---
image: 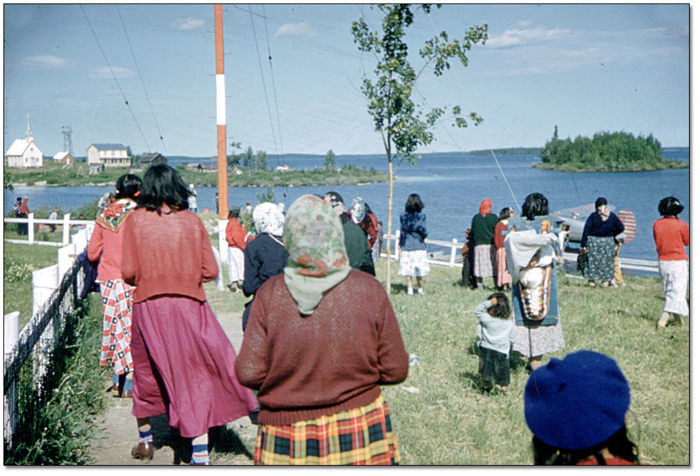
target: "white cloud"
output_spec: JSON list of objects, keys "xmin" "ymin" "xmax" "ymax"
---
[
  {"xmin": 174, "ymin": 18, "xmax": 206, "ymax": 31},
  {"xmin": 516, "ymin": 20, "xmax": 533, "ymax": 28},
  {"xmin": 90, "ymin": 67, "xmax": 135, "ymax": 79},
  {"xmin": 274, "ymin": 22, "xmax": 318, "ymax": 38},
  {"xmin": 486, "ymin": 26, "xmax": 571, "ymax": 49},
  {"xmin": 18, "ymin": 55, "xmax": 75, "ymax": 70}
]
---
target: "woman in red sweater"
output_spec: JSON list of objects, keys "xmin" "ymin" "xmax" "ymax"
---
[
  {"xmin": 87, "ymin": 174, "xmax": 141, "ymax": 398},
  {"xmin": 121, "ymin": 165, "xmax": 257, "ymax": 465},
  {"xmin": 653, "ymin": 196, "xmax": 689, "ymax": 329},
  {"xmin": 235, "ymin": 194, "xmax": 409, "ymax": 465},
  {"xmin": 225, "ymin": 206, "xmax": 250, "ymax": 293}
]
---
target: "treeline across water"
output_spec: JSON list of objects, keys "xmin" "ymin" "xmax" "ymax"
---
[{"xmin": 537, "ymin": 130, "xmax": 688, "ymax": 172}]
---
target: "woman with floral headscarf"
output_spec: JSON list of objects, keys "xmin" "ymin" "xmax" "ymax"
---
[
  {"xmin": 470, "ymin": 198, "xmax": 499, "ymax": 290},
  {"xmin": 349, "ymin": 196, "xmax": 379, "ymax": 252},
  {"xmin": 235, "ymin": 194, "xmax": 408, "ymax": 465},
  {"xmin": 581, "ymin": 197, "xmax": 625, "ymax": 287},
  {"xmin": 241, "ymin": 202, "xmax": 288, "ymax": 331}
]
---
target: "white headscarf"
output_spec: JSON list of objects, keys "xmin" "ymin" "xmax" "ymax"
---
[
  {"xmin": 253, "ymin": 202, "xmax": 285, "ymax": 236},
  {"xmin": 350, "ymin": 197, "xmax": 366, "ymax": 224}
]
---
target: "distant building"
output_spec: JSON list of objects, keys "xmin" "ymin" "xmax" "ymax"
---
[
  {"xmin": 139, "ymin": 153, "xmax": 168, "ymax": 168},
  {"xmin": 53, "ymin": 151, "xmax": 75, "ymax": 165},
  {"xmin": 87, "ymin": 143, "xmax": 131, "ymax": 168},
  {"xmin": 4, "ymin": 117, "xmax": 44, "ymax": 168}
]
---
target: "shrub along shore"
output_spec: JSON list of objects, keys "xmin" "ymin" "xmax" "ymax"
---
[{"xmin": 3, "ymin": 241, "xmax": 688, "ymax": 465}]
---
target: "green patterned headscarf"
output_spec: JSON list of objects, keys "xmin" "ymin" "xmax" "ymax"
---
[{"xmin": 283, "ymin": 194, "xmax": 351, "ymax": 315}]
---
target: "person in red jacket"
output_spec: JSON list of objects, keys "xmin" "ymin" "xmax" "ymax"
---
[
  {"xmin": 235, "ymin": 194, "xmax": 408, "ymax": 465},
  {"xmin": 122, "ymin": 165, "xmax": 257, "ymax": 465},
  {"xmin": 653, "ymin": 196, "xmax": 689, "ymax": 329},
  {"xmin": 225, "ymin": 206, "xmax": 251, "ymax": 293},
  {"xmin": 87, "ymin": 174, "xmax": 141, "ymax": 398}
]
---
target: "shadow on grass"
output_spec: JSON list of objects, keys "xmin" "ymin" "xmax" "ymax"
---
[{"xmin": 149, "ymin": 416, "xmax": 252, "ymax": 465}]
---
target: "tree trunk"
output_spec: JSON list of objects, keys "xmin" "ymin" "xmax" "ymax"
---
[{"xmin": 385, "ymin": 155, "xmax": 394, "ymax": 293}]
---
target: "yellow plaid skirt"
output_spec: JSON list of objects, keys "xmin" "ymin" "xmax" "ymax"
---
[{"xmin": 254, "ymin": 393, "xmax": 400, "ymax": 465}]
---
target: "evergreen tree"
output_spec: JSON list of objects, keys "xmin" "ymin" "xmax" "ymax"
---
[{"xmin": 324, "ymin": 149, "xmax": 337, "ymax": 170}]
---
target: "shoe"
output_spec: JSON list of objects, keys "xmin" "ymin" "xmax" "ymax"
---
[
  {"xmin": 621, "ymin": 282, "xmax": 627, "ymax": 287},
  {"xmin": 131, "ymin": 441, "xmax": 154, "ymax": 463},
  {"xmin": 416, "ymin": 289, "xmax": 424, "ymax": 296},
  {"xmin": 121, "ymin": 390, "xmax": 133, "ymax": 399},
  {"xmin": 656, "ymin": 320, "xmax": 667, "ymax": 330},
  {"xmin": 407, "ymin": 289, "xmax": 414, "ymax": 296},
  {"xmin": 588, "ymin": 281, "xmax": 596, "ymax": 287},
  {"xmin": 611, "ymin": 281, "xmax": 618, "ymax": 288}
]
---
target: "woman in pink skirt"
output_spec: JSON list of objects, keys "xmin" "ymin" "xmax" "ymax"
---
[
  {"xmin": 494, "ymin": 207, "xmax": 514, "ymax": 291},
  {"xmin": 122, "ymin": 165, "xmax": 258, "ymax": 465}
]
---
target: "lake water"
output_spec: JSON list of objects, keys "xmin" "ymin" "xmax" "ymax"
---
[{"xmin": 5, "ymin": 150, "xmax": 689, "ymax": 261}]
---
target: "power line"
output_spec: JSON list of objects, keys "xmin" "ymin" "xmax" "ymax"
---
[
  {"xmin": 117, "ymin": 5, "xmax": 167, "ymax": 155},
  {"xmin": 80, "ymin": 5, "xmax": 151, "ymax": 152},
  {"xmin": 262, "ymin": 4, "xmax": 286, "ymax": 166},
  {"xmin": 248, "ymin": 6, "xmax": 280, "ymax": 163}
]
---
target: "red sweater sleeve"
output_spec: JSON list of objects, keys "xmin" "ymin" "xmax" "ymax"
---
[
  {"xmin": 376, "ymin": 291, "xmax": 409, "ymax": 384},
  {"xmin": 200, "ymin": 220, "xmax": 219, "ymax": 282},
  {"xmin": 225, "ymin": 218, "xmax": 248, "ymax": 249},
  {"xmin": 87, "ymin": 225, "xmax": 104, "ymax": 262},
  {"xmin": 121, "ymin": 213, "xmax": 138, "ymax": 286}
]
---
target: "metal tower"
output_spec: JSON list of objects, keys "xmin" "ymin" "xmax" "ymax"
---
[{"xmin": 62, "ymin": 125, "xmax": 74, "ymax": 157}]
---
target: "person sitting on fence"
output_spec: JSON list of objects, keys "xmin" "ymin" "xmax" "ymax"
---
[
  {"xmin": 122, "ymin": 164, "xmax": 258, "ymax": 465},
  {"xmin": 87, "ymin": 174, "xmax": 142, "ymax": 399}
]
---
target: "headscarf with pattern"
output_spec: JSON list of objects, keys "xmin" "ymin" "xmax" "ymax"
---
[
  {"xmin": 253, "ymin": 202, "xmax": 285, "ymax": 236},
  {"xmin": 350, "ymin": 197, "xmax": 366, "ymax": 224},
  {"xmin": 283, "ymin": 195, "xmax": 351, "ymax": 316}
]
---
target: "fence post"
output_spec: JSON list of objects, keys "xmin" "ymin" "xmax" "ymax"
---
[
  {"xmin": 58, "ymin": 243, "xmax": 77, "ymax": 283},
  {"xmin": 450, "ymin": 238, "xmax": 458, "ymax": 267},
  {"xmin": 394, "ymin": 230, "xmax": 400, "ymax": 261},
  {"xmin": 4, "ymin": 311, "xmax": 20, "ymax": 449},
  {"xmin": 33, "ymin": 265, "xmax": 59, "ymax": 388},
  {"xmin": 27, "ymin": 213, "xmax": 35, "ymax": 244},
  {"xmin": 62, "ymin": 213, "xmax": 71, "ymax": 246}
]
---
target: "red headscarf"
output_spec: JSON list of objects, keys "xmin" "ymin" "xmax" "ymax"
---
[{"xmin": 479, "ymin": 198, "xmax": 492, "ymax": 217}]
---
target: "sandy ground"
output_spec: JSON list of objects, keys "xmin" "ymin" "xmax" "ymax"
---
[{"xmin": 88, "ymin": 284, "xmax": 258, "ymax": 466}]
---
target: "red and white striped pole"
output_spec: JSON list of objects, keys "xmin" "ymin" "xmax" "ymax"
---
[{"xmin": 215, "ymin": 4, "xmax": 228, "ymax": 220}]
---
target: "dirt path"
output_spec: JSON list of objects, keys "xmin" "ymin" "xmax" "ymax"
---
[{"xmin": 89, "ymin": 284, "xmax": 257, "ymax": 466}]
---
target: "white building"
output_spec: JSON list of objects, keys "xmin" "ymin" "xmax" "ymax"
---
[
  {"xmin": 87, "ymin": 143, "xmax": 131, "ymax": 168},
  {"xmin": 4, "ymin": 117, "xmax": 44, "ymax": 168},
  {"xmin": 52, "ymin": 151, "xmax": 74, "ymax": 165}
]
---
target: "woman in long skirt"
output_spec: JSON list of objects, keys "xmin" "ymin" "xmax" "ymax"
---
[
  {"xmin": 581, "ymin": 197, "xmax": 625, "ymax": 287},
  {"xmin": 471, "ymin": 199, "xmax": 499, "ymax": 290},
  {"xmin": 494, "ymin": 207, "xmax": 514, "ymax": 291},
  {"xmin": 122, "ymin": 165, "xmax": 258, "ymax": 465},
  {"xmin": 235, "ymin": 195, "xmax": 408, "ymax": 465}
]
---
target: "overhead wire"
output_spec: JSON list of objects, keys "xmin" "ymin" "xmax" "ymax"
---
[
  {"xmin": 116, "ymin": 5, "xmax": 167, "ymax": 155},
  {"xmin": 262, "ymin": 4, "xmax": 286, "ymax": 167},
  {"xmin": 248, "ymin": 6, "xmax": 281, "ymax": 166},
  {"xmin": 425, "ymin": 11, "xmax": 522, "ymax": 213},
  {"xmin": 80, "ymin": 5, "xmax": 151, "ymax": 152}
]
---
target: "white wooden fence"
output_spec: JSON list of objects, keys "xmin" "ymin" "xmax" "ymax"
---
[{"xmin": 4, "ymin": 213, "xmax": 94, "ymax": 247}]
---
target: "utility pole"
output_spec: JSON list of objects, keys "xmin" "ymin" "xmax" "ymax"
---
[{"xmin": 215, "ymin": 5, "xmax": 229, "ymax": 262}]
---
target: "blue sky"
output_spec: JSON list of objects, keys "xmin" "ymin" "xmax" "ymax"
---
[{"xmin": 3, "ymin": 3, "xmax": 690, "ymax": 158}]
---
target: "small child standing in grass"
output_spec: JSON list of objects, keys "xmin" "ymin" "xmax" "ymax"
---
[{"xmin": 475, "ymin": 292, "xmax": 515, "ymax": 394}]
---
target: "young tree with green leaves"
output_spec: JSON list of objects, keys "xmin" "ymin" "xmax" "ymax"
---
[
  {"xmin": 352, "ymin": 4, "xmax": 487, "ymax": 291},
  {"xmin": 254, "ymin": 150, "xmax": 269, "ymax": 171}
]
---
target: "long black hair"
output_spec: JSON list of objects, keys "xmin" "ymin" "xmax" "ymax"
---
[
  {"xmin": 137, "ymin": 164, "xmax": 189, "ymax": 214},
  {"xmin": 521, "ymin": 193, "xmax": 549, "ymax": 220},
  {"xmin": 405, "ymin": 193, "xmax": 424, "ymax": 213},
  {"xmin": 532, "ymin": 425, "xmax": 639, "ymax": 465},
  {"xmin": 499, "ymin": 207, "xmax": 513, "ymax": 221},
  {"xmin": 115, "ymin": 174, "xmax": 142, "ymax": 200},
  {"xmin": 486, "ymin": 292, "xmax": 511, "ymax": 319}
]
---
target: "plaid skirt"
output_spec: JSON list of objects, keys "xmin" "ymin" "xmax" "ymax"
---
[
  {"xmin": 479, "ymin": 346, "xmax": 510, "ymax": 387},
  {"xmin": 254, "ymin": 393, "xmax": 400, "ymax": 465},
  {"xmin": 473, "ymin": 244, "xmax": 496, "ymax": 278},
  {"xmin": 99, "ymin": 280, "xmax": 133, "ymax": 374}
]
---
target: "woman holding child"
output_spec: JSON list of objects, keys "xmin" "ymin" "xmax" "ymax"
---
[{"xmin": 504, "ymin": 193, "xmax": 565, "ymax": 371}]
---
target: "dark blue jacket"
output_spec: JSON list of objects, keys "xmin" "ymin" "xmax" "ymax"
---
[
  {"xmin": 581, "ymin": 212, "xmax": 625, "ymax": 248},
  {"xmin": 399, "ymin": 212, "xmax": 428, "ymax": 251}
]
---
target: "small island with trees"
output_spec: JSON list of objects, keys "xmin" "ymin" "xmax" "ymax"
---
[{"xmin": 535, "ymin": 127, "xmax": 688, "ymax": 172}]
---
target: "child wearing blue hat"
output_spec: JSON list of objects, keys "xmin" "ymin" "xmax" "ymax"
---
[{"xmin": 524, "ymin": 350, "xmax": 639, "ymax": 465}]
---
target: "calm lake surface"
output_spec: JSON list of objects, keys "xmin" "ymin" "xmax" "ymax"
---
[{"xmin": 5, "ymin": 150, "xmax": 689, "ymax": 261}]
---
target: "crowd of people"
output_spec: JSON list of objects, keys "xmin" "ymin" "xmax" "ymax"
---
[{"xmin": 69, "ymin": 164, "xmax": 686, "ymax": 466}]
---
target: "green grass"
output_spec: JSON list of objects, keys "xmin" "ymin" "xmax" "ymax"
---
[
  {"xmin": 208, "ymin": 258, "xmax": 688, "ymax": 465},
  {"xmin": 3, "ymin": 242, "xmax": 63, "ymax": 327},
  {"xmin": 370, "ymin": 261, "xmax": 688, "ymax": 465}
]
